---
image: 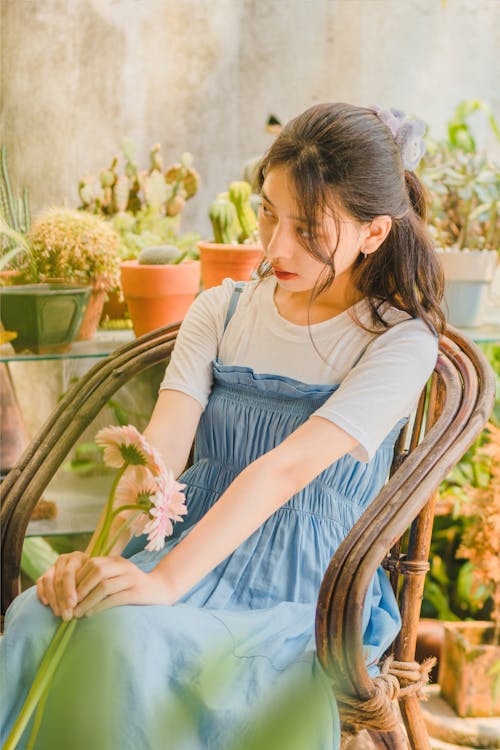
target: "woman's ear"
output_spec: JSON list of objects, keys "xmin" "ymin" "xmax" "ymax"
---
[{"xmin": 364, "ymin": 215, "xmax": 392, "ymax": 255}]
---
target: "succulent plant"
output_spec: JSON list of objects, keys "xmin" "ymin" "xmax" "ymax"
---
[
  {"xmin": 78, "ymin": 143, "xmax": 200, "ymax": 222},
  {"xmin": 0, "ymin": 145, "xmax": 32, "ymax": 270},
  {"xmin": 418, "ymin": 100, "xmax": 500, "ymax": 252},
  {"xmin": 26, "ymin": 208, "xmax": 121, "ymax": 291},
  {"xmin": 208, "ymin": 181, "xmax": 259, "ymax": 244},
  {"xmin": 138, "ymin": 245, "xmax": 186, "ymax": 265},
  {"xmin": 209, "ymin": 195, "xmax": 240, "ymax": 244}
]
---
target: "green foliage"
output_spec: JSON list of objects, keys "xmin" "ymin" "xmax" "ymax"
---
[
  {"xmin": 418, "ymin": 99, "xmax": 500, "ymax": 252},
  {"xmin": 112, "ymin": 205, "xmax": 200, "ymax": 261},
  {"xmin": 0, "ymin": 145, "xmax": 32, "ymax": 272},
  {"xmin": 423, "ymin": 344, "xmax": 500, "ymax": 621}
]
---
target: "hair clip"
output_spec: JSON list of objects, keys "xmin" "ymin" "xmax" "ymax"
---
[{"xmin": 371, "ymin": 106, "xmax": 427, "ymax": 171}]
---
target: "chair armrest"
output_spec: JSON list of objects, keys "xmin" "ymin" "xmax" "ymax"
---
[{"xmin": 315, "ymin": 329, "xmax": 495, "ymax": 706}]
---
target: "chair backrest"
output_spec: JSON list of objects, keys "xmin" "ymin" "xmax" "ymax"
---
[{"xmin": 314, "ymin": 326, "xmax": 495, "ymax": 744}]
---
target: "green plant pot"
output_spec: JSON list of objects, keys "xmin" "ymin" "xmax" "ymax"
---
[{"xmin": 0, "ymin": 284, "xmax": 91, "ymax": 354}]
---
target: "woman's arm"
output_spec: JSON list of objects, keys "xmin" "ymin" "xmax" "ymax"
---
[
  {"xmin": 70, "ymin": 415, "xmax": 358, "ymax": 617},
  {"xmin": 151, "ymin": 415, "xmax": 357, "ymax": 602}
]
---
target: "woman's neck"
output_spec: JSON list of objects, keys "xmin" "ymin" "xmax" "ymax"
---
[{"xmin": 273, "ymin": 274, "xmax": 364, "ymax": 326}]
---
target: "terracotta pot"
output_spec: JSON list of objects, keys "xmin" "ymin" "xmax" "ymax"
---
[
  {"xmin": 439, "ymin": 621, "xmax": 500, "ymax": 717},
  {"xmin": 416, "ymin": 618, "xmax": 445, "ymax": 683},
  {"xmin": 100, "ymin": 289, "xmax": 129, "ymax": 322},
  {"xmin": 120, "ymin": 260, "xmax": 201, "ymax": 337},
  {"xmin": 0, "ymin": 270, "xmax": 25, "ymax": 286},
  {"xmin": 197, "ymin": 241, "xmax": 263, "ymax": 290},
  {"xmin": 77, "ymin": 288, "xmax": 107, "ymax": 340}
]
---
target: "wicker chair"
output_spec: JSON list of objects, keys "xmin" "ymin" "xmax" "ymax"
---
[{"xmin": 0, "ymin": 324, "xmax": 495, "ymax": 749}]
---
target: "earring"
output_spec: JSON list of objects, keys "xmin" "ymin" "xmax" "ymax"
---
[{"xmin": 362, "ymin": 250, "xmax": 367, "ymax": 260}]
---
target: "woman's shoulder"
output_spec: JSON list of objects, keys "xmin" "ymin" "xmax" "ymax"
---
[{"xmin": 359, "ymin": 299, "xmax": 439, "ymax": 342}]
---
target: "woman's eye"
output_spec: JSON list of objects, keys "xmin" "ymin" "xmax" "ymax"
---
[
  {"xmin": 298, "ymin": 227, "xmax": 313, "ymax": 239},
  {"xmin": 259, "ymin": 204, "xmax": 274, "ymax": 218}
]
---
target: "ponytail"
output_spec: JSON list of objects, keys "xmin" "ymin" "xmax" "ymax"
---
[{"xmin": 352, "ymin": 170, "xmax": 445, "ymax": 336}]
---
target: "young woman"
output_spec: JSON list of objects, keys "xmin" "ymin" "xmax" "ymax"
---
[{"xmin": 1, "ymin": 103, "xmax": 444, "ymax": 749}]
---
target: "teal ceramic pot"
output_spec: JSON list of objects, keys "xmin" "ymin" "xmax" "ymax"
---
[{"xmin": 0, "ymin": 284, "xmax": 91, "ymax": 353}]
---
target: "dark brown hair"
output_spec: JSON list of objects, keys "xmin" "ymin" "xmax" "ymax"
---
[{"xmin": 256, "ymin": 102, "xmax": 445, "ymax": 336}]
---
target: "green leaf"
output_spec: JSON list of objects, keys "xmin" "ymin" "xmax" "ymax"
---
[
  {"xmin": 21, "ymin": 538, "xmax": 58, "ymax": 582},
  {"xmin": 107, "ymin": 399, "xmax": 130, "ymax": 426}
]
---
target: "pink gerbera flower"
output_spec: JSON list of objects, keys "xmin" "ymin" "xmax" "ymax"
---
[
  {"xmin": 144, "ymin": 470, "xmax": 187, "ymax": 552},
  {"xmin": 115, "ymin": 469, "xmax": 159, "ymax": 536},
  {"xmin": 95, "ymin": 425, "xmax": 166, "ymax": 477}
]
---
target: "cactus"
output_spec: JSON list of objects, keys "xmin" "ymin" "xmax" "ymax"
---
[
  {"xmin": 150, "ymin": 143, "xmax": 163, "ymax": 173},
  {"xmin": 27, "ymin": 208, "xmax": 121, "ymax": 290},
  {"xmin": 78, "ymin": 176, "xmax": 97, "ymax": 208},
  {"xmin": 113, "ymin": 175, "xmax": 130, "ymax": 214},
  {"xmin": 76, "ymin": 142, "xmax": 200, "ymax": 255},
  {"xmin": 209, "ymin": 196, "xmax": 240, "ymax": 244},
  {"xmin": 143, "ymin": 170, "xmax": 168, "ymax": 209},
  {"xmin": 208, "ymin": 181, "xmax": 258, "ymax": 244},
  {"xmin": 138, "ymin": 244, "xmax": 186, "ymax": 265},
  {"xmin": 229, "ymin": 181, "xmax": 258, "ymax": 241},
  {"xmin": 0, "ymin": 145, "xmax": 31, "ymax": 235}
]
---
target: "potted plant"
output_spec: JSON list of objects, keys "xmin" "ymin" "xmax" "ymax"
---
[
  {"xmin": 419, "ymin": 100, "xmax": 500, "ymax": 327},
  {"xmin": 197, "ymin": 180, "xmax": 263, "ymax": 289},
  {"xmin": 436, "ymin": 419, "xmax": 500, "ymax": 718},
  {"xmin": 78, "ymin": 144, "xmax": 201, "ymax": 321},
  {"xmin": 121, "ymin": 244, "xmax": 201, "ymax": 336},
  {"xmin": 1, "ymin": 155, "xmax": 93, "ymax": 353},
  {"xmin": 21, "ymin": 207, "xmax": 122, "ymax": 340}
]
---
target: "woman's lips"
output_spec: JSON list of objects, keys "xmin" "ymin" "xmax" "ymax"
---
[{"xmin": 273, "ymin": 269, "xmax": 298, "ymax": 280}]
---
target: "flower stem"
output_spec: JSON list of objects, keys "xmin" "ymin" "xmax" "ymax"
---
[
  {"xmin": 26, "ymin": 683, "xmax": 50, "ymax": 750},
  {"xmin": 91, "ymin": 464, "xmax": 127, "ymax": 556},
  {"xmin": 101, "ymin": 510, "xmax": 143, "ymax": 556},
  {"xmin": 3, "ymin": 619, "xmax": 77, "ymax": 750}
]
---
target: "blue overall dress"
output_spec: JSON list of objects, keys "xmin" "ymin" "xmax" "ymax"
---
[{"xmin": 1, "ymin": 284, "xmax": 403, "ymax": 750}]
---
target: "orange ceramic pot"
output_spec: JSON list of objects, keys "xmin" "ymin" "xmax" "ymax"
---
[
  {"xmin": 120, "ymin": 260, "xmax": 201, "ymax": 337},
  {"xmin": 77, "ymin": 288, "xmax": 107, "ymax": 340},
  {"xmin": 197, "ymin": 241, "xmax": 263, "ymax": 290}
]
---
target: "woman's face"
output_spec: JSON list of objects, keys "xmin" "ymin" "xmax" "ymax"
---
[{"xmin": 258, "ymin": 166, "xmax": 365, "ymax": 294}]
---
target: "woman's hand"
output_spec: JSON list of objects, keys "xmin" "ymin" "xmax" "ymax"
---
[
  {"xmin": 70, "ymin": 557, "xmax": 173, "ymax": 619},
  {"xmin": 36, "ymin": 551, "xmax": 90, "ymax": 620}
]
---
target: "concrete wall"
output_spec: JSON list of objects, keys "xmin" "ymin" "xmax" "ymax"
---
[{"xmin": 1, "ymin": 0, "xmax": 499, "ymax": 238}]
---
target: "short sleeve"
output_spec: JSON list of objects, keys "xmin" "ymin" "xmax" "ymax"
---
[
  {"xmin": 159, "ymin": 280, "xmax": 234, "ymax": 408},
  {"xmin": 313, "ymin": 319, "xmax": 439, "ymax": 463}
]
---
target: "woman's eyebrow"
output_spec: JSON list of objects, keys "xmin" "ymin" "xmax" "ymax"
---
[{"xmin": 260, "ymin": 190, "xmax": 311, "ymax": 223}]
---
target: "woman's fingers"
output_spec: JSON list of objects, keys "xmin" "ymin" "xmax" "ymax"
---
[
  {"xmin": 75, "ymin": 556, "xmax": 124, "ymax": 603},
  {"xmin": 51, "ymin": 552, "xmax": 88, "ymax": 619},
  {"xmin": 74, "ymin": 574, "xmax": 130, "ymax": 618},
  {"xmin": 36, "ymin": 568, "xmax": 59, "ymax": 614}
]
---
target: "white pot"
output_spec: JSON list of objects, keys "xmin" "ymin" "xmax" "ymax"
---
[{"xmin": 436, "ymin": 248, "xmax": 498, "ymax": 327}]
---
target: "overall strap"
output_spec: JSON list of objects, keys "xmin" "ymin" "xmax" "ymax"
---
[{"xmin": 223, "ymin": 282, "xmax": 245, "ymax": 332}]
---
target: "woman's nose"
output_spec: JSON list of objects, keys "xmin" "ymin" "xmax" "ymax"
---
[{"xmin": 266, "ymin": 222, "xmax": 294, "ymax": 260}]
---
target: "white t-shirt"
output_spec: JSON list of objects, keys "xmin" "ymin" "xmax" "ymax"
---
[{"xmin": 160, "ymin": 277, "xmax": 439, "ymax": 463}]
